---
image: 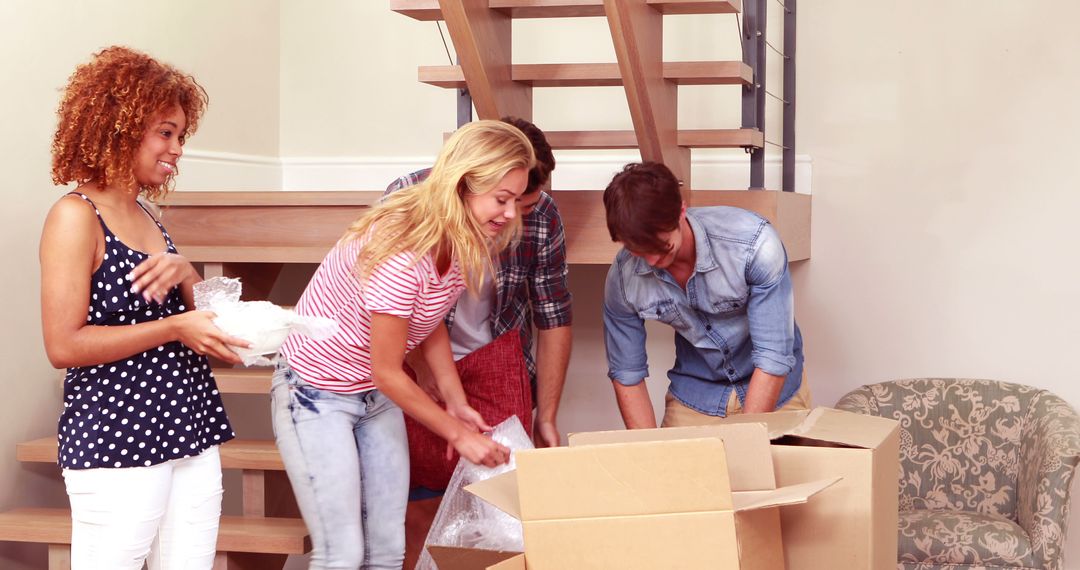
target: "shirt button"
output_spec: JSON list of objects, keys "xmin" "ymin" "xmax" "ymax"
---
[
  {"xmin": 705, "ymin": 325, "xmax": 712, "ymax": 331},
  {"xmin": 723, "ymin": 348, "xmax": 730, "ymax": 355},
  {"xmin": 727, "ymin": 368, "xmax": 735, "ymax": 375}
]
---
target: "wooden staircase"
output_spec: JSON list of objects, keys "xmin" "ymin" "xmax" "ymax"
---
[
  {"xmin": 393, "ymin": 0, "xmax": 810, "ymax": 261},
  {"xmin": 2, "ymin": 364, "xmax": 310, "ymax": 569},
  {"xmin": 137, "ymin": 0, "xmax": 810, "ymax": 269}
]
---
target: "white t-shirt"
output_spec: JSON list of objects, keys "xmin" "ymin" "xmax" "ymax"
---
[{"xmin": 449, "ymin": 273, "xmax": 494, "ymax": 360}]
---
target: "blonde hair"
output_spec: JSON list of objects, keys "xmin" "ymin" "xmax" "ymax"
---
[{"xmin": 348, "ymin": 120, "xmax": 536, "ymax": 292}]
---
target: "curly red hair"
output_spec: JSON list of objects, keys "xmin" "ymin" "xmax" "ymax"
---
[{"xmin": 51, "ymin": 46, "xmax": 208, "ymax": 200}]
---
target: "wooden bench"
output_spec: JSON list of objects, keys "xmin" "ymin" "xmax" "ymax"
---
[{"xmin": 0, "ymin": 508, "xmax": 310, "ymax": 570}]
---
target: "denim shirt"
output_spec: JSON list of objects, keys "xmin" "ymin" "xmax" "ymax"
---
[{"xmin": 603, "ymin": 206, "xmax": 804, "ymax": 417}]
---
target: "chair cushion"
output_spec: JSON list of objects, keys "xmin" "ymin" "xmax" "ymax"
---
[
  {"xmin": 898, "ymin": 509, "xmax": 1036, "ymax": 569},
  {"xmin": 404, "ymin": 330, "xmax": 533, "ymax": 490}
]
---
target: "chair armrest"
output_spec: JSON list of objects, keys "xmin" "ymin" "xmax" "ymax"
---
[{"xmin": 1018, "ymin": 390, "xmax": 1080, "ymax": 570}]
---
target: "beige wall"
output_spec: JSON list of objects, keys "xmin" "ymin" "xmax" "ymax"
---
[
  {"xmin": 0, "ymin": 1, "xmax": 279, "ymax": 567},
  {"xmin": 6, "ymin": 0, "xmax": 1080, "ymax": 567},
  {"xmin": 794, "ymin": 0, "xmax": 1080, "ymax": 561}
]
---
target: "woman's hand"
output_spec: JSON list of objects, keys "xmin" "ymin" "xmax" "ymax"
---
[
  {"xmin": 448, "ymin": 427, "xmax": 510, "ymax": 468},
  {"xmin": 129, "ymin": 252, "xmax": 198, "ymax": 304},
  {"xmin": 172, "ymin": 311, "xmax": 250, "ymax": 365},
  {"xmin": 444, "ymin": 403, "xmax": 509, "ymax": 467},
  {"xmin": 447, "ymin": 402, "xmax": 494, "ymax": 433}
]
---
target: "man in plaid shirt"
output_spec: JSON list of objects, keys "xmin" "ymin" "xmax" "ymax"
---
[{"xmin": 385, "ymin": 117, "xmax": 573, "ymax": 449}]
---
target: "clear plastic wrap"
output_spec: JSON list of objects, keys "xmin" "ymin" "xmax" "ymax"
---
[
  {"xmin": 416, "ymin": 416, "xmax": 534, "ymax": 570},
  {"xmin": 193, "ymin": 277, "xmax": 337, "ymax": 366}
]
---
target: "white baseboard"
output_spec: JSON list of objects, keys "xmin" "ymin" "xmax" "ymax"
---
[
  {"xmin": 174, "ymin": 149, "xmax": 281, "ymax": 191},
  {"xmin": 176, "ymin": 150, "xmax": 812, "ymax": 194}
]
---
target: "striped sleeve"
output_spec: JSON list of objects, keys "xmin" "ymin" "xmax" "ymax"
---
[{"xmin": 363, "ymin": 252, "xmax": 423, "ymax": 319}]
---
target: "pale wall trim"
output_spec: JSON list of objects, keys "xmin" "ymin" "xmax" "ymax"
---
[{"xmin": 177, "ymin": 150, "xmax": 812, "ymax": 194}]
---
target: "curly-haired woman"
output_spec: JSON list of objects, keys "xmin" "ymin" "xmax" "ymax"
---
[
  {"xmin": 41, "ymin": 46, "xmax": 249, "ymax": 569},
  {"xmin": 273, "ymin": 120, "xmax": 532, "ymax": 569}
]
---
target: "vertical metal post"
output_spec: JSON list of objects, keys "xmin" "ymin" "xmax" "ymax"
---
[
  {"xmin": 741, "ymin": 0, "xmax": 767, "ymax": 189},
  {"xmin": 456, "ymin": 58, "xmax": 473, "ymax": 127},
  {"xmin": 783, "ymin": 0, "xmax": 796, "ymax": 192},
  {"xmin": 457, "ymin": 88, "xmax": 473, "ymax": 127}
]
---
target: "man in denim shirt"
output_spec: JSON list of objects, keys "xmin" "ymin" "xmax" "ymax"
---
[{"xmin": 602, "ymin": 162, "xmax": 809, "ymax": 428}]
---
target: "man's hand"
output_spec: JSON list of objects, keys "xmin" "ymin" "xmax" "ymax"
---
[{"xmin": 533, "ymin": 418, "xmax": 560, "ymax": 447}]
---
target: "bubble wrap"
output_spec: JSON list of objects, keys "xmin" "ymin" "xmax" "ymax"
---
[
  {"xmin": 193, "ymin": 277, "xmax": 337, "ymax": 366},
  {"xmin": 416, "ymin": 416, "xmax": 534, "ymax": 570}
]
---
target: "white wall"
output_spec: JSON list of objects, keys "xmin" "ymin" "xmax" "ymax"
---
[
  {"xmin": 6, "ymin": 0, "xmax": 1080, "ymax": 567},
  {"xmin": 793, "ymin": 1, "xmax": 1080, "ymax": 562}
]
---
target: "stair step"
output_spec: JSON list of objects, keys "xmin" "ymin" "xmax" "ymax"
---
[
  {"xmin": 180, "ymin": 245, "xmax": 332, "ymax": 263},
  {"xmin": 419, "ymin": 61, "xmax": 752, "ymax": 88},
  {"xmin": 214, "ymin": 367, "xmax": 274, "ymax": 394},
  {"xmin": 553, "ymin": 189, "xmax": 810, "ymax": 263},
  {"xmin": 542, "ymin": 128, "xmax": 763, "ymax": 149},
  {"xmin": 18, "ymin": 438, "xmax": 285, "ymax": 471},
  {"xmin": 158, "ymin": 191, "xmax": 807, "ymax": 265},
  {"xmin": 392, "ymin": 0, "xmax": 740, "ymax": 20},
  {"xmin": 159, "ymin": 191, "xmax": 378, "ymax": 261},
  {"xmin": 0, "ymin": 508, "xmax": 310, "ymax": 554}
]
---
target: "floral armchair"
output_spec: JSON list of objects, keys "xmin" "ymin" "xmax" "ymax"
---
[{"xmin": 836, "ymin": 378, "xmax": 1080, "ymax": 570}]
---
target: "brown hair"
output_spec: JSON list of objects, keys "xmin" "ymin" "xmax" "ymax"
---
[
  {"xmin": 603, "ymin": 162, "xmax": 683, "ymax": 253},
  {"xmin": 501, "ymin": 117, "xmax": 555, "ymax": 195},
  {"xmin": 51, "ymin": 46, "xmax": 208, "ymax": 200}
]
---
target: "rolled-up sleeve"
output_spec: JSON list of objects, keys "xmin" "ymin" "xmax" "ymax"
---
[
  {"xmin": 603, "ymin": 261, "xmax": 649, "ymax": 386},
  {"xmin": 745, "ymin": 223, "xmax": 798, "ymax": 377}
]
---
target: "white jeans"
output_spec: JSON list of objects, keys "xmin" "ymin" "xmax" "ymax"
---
[{"xmin": 62, "ymin": 446, "xmax": 223, "ymax": 570}]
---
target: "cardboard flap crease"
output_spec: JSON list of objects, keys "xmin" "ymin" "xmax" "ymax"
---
[
  {"xmin": 464, "ymin": 470, "xmax": 521, "ymax": 520},
  {"xmin": 731, "ymin": 477, "xmax": 842, "ymax": 512}
]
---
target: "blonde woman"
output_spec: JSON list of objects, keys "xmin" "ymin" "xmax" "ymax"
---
[{"xmin": 272, "ymin": 120, "xmax": 534, "ymax": 569}]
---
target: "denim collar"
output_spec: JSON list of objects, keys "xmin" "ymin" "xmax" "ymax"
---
[{"xmin": 629, "ymin": 208, "xmax": 718, "ymax": 276}]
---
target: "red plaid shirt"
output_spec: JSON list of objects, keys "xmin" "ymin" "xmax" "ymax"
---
[{"xmin": 386, "ymin": 169, "xmax": 573, "ymax": 383}]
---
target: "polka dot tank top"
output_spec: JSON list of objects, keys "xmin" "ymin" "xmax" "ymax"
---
[{"xmin": 58, "ymin": 192, "xmax": 234, "ymax": 470}]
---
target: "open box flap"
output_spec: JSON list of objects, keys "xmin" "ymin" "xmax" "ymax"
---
[
  {"xmin": 465, "ymin": 470, "xmax": 522, "ymax": 520},
  {"xmin": 731, "ymin": 477, "xmax": 842, "ymax": 512},
  {"xmin": 487, "ymin": 553, "xmax": 526, "ymax": 569},
  {"xmin": 713, "ymin": 410, "xmax": 811, "ymax": 439},
  {"xmin": 717, "ymin": 407, "xmax": 899, "ymax": 449},
  {"xmin": 514, "ymin": 438, "xmax": 733, "ymax": 521},
  {"xmin": 784, "ymin": 408, "xmax": 899, "ymax": 450},
  {"xmin": 427, "ymin": 546, "xmax": 523, "ymax": 570},
  {"xmin": 567, "ymin": 423, "xmax": 776, "ymax": 491}
]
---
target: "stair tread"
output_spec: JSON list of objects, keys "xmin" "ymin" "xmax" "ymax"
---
[
  {"xmin": 18, "ymin": 437, "xmax": 284, "ymax": 471},
  {"xmin": 162, "ymin": 190, "xmax": 806, "ymax": 265},
  {"xmin": 542, "ymin": 128, "xmax": 763, "ymax": 149},
  {"xmin": 214, "ymin": 367, "xmax": 275, "ymax": 394},
  {"xmin": 392, "ymin": 0, "xmax": 740, "ymax": 20},
  {"xmin": 0, "ymin": 508, "xmax": 310, "ymax": 554},
  {"xmin": 177, "ymin": 245, "xmax": 332, "ymax": 263},
  {"xmin": 419, "ymin": 61, "xmax": 752, "ymax": 88}
]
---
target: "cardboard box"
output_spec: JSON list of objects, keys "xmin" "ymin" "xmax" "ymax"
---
[
  {"xmin": 717, "ymin": 408, "xmax": 900, "ymax": 570},
  {"xmin": 430, "ymin": 423, "xmax": 838, "ymax": 570}
]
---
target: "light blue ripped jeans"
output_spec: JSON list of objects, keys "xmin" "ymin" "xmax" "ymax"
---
[{"xmin": 271, "ymin": 362, "xmax": 409, "ymax": 570}]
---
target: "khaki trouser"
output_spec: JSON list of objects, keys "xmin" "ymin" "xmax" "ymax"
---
[{"xmin": 661, "ymin": 375, "xmax": 812, "ymax": 428}]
